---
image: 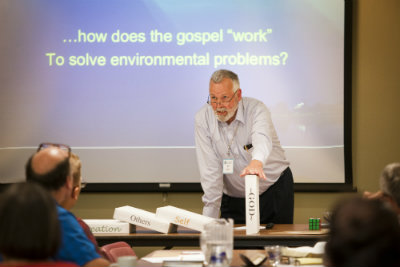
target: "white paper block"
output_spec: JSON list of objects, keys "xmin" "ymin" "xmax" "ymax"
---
[
  {"xmin": 113, "ymin": 206, "xmax": 177, "ymax": 234},
  {"xmin": 83, "ymin": 219, "xmax": 134, "ymax": 234},
  {"xmin": 245, "ymin": 175, "xmax": 260, "ymax": 235},
  {"xmin": 155, "ymin": 205, "xmax": 215, "ymax": 232}
]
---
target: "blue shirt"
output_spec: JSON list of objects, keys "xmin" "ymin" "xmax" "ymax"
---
[{"xmin": 56, "ymin": 204, "xmax": 101, "ymax": 266}]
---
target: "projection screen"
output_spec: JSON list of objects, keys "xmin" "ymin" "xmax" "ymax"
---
[{"xmin": 0, "ymin": 0, "xmax": 353, "ymax": 191}]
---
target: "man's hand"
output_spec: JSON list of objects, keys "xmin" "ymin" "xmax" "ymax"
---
[
  {"xmin": 240, "ymin": 159, "xmax": 266, "ymax": 180},
  {"xmin": 363, "ymin": 190, "xmax": 384, "ymax": 200}
]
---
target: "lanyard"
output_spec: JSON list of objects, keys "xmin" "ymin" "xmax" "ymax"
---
[
  {"xmin": 220, "ymin": 100, "xmax": 243, "ymax": 157},
  {"xmin": 222, "ymin": 122, "xmax": 239, "ymax": 157}
]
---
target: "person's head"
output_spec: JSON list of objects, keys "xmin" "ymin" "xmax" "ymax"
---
[
  {"xmin": 0, "ymin": 182, "xmax": 61, "ymax": 262},
  {"xmin": 62, "ymin": 152, "xmax": 85, "ymax": 210},
  {"xmin": 380, "ymin": 162, "xmax": 400, "ymax": 209},
  {"xmin": 25, "ymin": 143, "xmax": 73, "ymax": 202},
  {"xmin": 208, "ymin": 69, "xmax": 242, "ymax": 124},
  {"xmin": 324, "ymin": 196, "xmax": 400, "ymax": 267}
]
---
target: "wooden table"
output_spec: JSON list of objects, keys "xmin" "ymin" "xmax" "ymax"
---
[{"xmin": 95, "ymin": 224, "xmax": 328, "ymax": 249}]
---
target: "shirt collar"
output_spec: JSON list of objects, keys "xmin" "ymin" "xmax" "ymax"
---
[{"xmin": 235, "ymin": 99, "xmax": 245, "ymax": 124}]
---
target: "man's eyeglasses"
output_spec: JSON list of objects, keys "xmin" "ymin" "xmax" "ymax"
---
[
  {"xmin": 207, "ymin": 90, "xmax": 238, "ymax": 105},
  {"xmin": 37, "ymin": 143, "xmax": 71, "ymax": 157},
  {"xmin": 80, "ymin": 181, "xmax": 87, "ymax": 189},
  {"xmin": 75, "ymin": 180, "xmax": 87, "ymax": 189}
]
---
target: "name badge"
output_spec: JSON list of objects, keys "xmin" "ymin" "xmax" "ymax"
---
[{"xmin": 223, "ymin": 159, "xmax": 234, "ymax": 174}]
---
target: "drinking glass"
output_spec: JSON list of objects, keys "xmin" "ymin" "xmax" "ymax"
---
[
  {"xmin": 200, "ymin": 218, "xmax": 233, "ymax": 267},
  {"xmin": 265, "ymin": 245, "xmax": 281, "ymax": 267}
]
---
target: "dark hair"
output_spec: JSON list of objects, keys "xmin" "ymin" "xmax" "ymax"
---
[
  {"xmin": 0, "ymin": 182, "xmax": 61, "ymax": 260},
  {"xmin": 325, "ymin": 196, "xmax": 400, "ymax": 267},
  {"xmin": 26, "ymin": 155, "xmax": 70, "ymax": 191}
]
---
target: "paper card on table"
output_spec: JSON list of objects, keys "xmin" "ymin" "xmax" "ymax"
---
[
  {"xmin": 281, "ymin": 241, "xmax": 326, "ymax": 257},
  {"xmin": 142, "ymin": 250, "xmax": 204, "ymax": 264},
  {"xmin": 113, "ymin": 205, "xmax": 177, "ymax": 234},
  {"xmin": 294, "ymin": 258, "xmax": 323, "ymax": 265},
  {"xmin": 245, "ymin": 175, "xmax": 260, "ymax": 235},
  {"xmin": 83, "ymin": 219, "xmax": 135, "ymax": 234},
  {"xmin": 155, "ymin": 205, "xmax": 215, "ymax": 232}
]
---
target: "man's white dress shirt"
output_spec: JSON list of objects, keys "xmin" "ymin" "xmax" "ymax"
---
[{"xmin": 195, "ymin": 97, "xmax": 289, "ymax": 218}]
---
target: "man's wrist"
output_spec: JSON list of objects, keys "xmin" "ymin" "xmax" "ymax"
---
[{"xmin": 250, "ymin": 159, "xmax": 263, "ymax": 168}]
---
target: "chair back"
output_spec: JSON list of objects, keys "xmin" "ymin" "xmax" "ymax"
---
[{"xmin": 100, "ymin": 241, "xmax": 136, "ymax": 262}]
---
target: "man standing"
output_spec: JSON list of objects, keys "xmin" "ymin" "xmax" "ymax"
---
[
  {"xmin": 25, "ymin": 143, "xmax": 110, "ymax": 267},
  {"xmin": 195, "ymin": 69, "xmax": 294, "ymax": 224}
]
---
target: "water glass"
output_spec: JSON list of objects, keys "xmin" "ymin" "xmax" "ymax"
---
[
  {"xmin": 265, "ymin": 245, "xmax": 281, "ymax": 267},
  {"xmin": 200, "ymin": 218, "xmax": 233, "ymax": 266},
  {"xmin": 200, "ymin": 231, "xmax": 209, "ymax": 264}
]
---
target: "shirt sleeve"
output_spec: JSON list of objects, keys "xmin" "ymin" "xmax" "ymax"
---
[
  {"xmin": 249, "ymin": 102, "xmax": 273, "ymax": 165},
  {"xmin": 57, "ymin": 207, "xmax": 101, "ymax": 266},
  {"xmin": 195, "ymin": 112, "xmax": 223, "ymax": 218},
  {"xmin": 77, "ymin": 218, "xmax": 102, "ymax": 255}
]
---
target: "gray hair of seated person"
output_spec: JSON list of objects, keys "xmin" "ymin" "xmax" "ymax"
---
[
  {"xmin": 210, "ymin": 69, "xmax": 240, "ymax": 93},
  {"xmin": 380, "ymin": 162, "xmax": 400, "ymax": 206},
  {"xmin": 324, "ymin": 197, "xmax": 400, "ymax": 267},
  {"xmin": 0, "ymin": 182, "xmax": 61, "ymax": 260}
]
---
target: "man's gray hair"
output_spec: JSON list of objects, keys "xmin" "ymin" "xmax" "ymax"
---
[
  {"xmin": 380, "ymin": 162, "xmax": 400, "ymax": 206},
  {"xmin": 210, "ymin": 69, "xmax": 240, "ymax": 92}
]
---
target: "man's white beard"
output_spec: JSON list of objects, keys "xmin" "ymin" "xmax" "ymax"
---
[{"xmin": 215, "ymin": 105, "xmax": 238, "ymax": 122}]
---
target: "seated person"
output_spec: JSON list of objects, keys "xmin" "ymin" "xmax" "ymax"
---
[
  {"xmin": 364, "ymin": 162, "xmax": 400, "ymax": 215},
  {"xmin": 25, "ymin": 143, "xmax": 110, "ymax": 267},
  {"xmin": 324, "ymin": 197, "xmax": 400, "ymax": 267},
  {"xmin": 61, "ymin": 152, "xmax": 101, "ymax": 255},
  {"xmin": 0, "ymin": 182, "xmax": 78, "ymax": 267}
]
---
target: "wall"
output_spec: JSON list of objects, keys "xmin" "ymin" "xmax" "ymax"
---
[{"xmin": 72, "ymin": 0, "xmax": 400, "ymax": 256}]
